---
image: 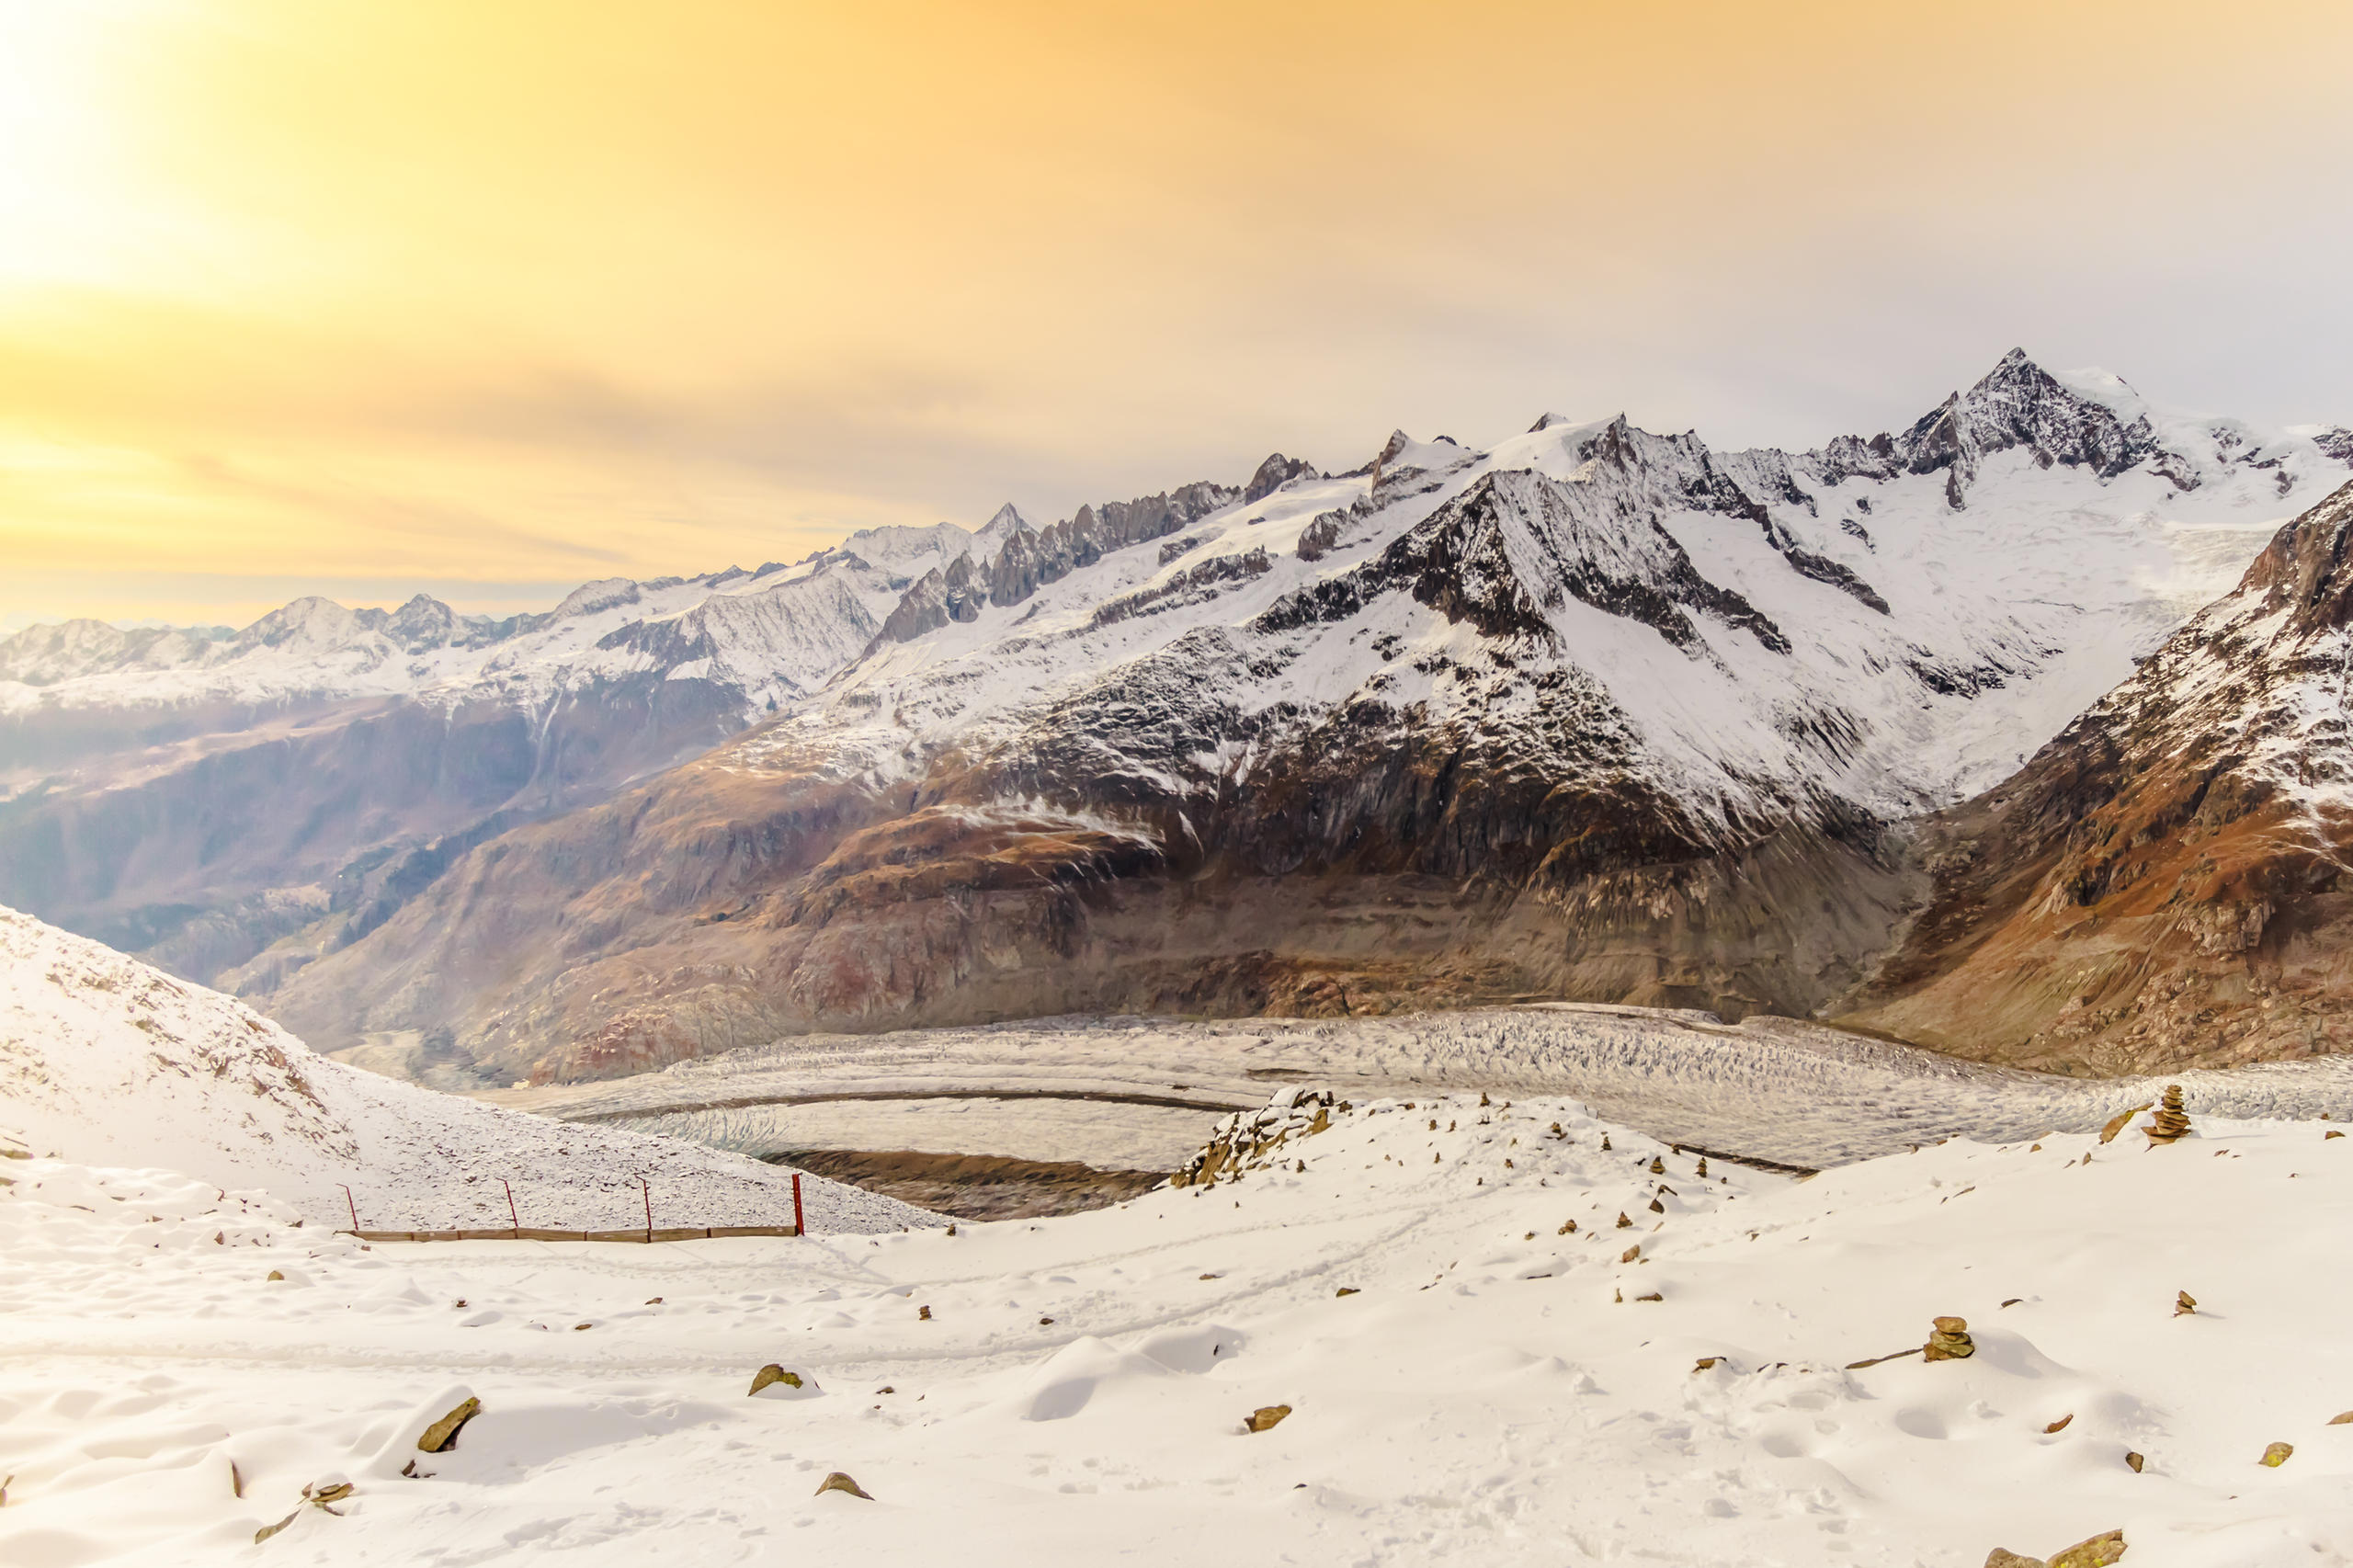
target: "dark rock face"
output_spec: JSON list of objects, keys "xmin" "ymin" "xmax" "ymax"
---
[
  {"xmin": 1293, "ymin": 511, "xmax": 1345, "ymax": 562},
  {"xmin": 875, "ymin": 555, "xmax": 988, "ymax": 644},
  {"xmin": 1813, "ymin": 347, "xmax": 2177, "ymax": 507},
  {"xmin": 1267, "ymin": 462, "xmax": 1789, "ymax": 654},
  {"xmin": 1843, "ymin": 480, "xmax": 2353, "ymax": 1072},
  {"xmin": 1244, "ymin": 452, "xmax": 1323, "ymax": 503},
  {"xmin": 1091, "ymin": 549, "xmax": 1272, "ymax": 629},
  {"xmin": 977, "ymin": 483, "xmax": 1239, "ymax": 608}
]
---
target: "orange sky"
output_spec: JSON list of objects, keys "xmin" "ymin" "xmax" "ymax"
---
[{"xmin": 5, "ymin": 0, "xmax": 2350, "ymax": 629}]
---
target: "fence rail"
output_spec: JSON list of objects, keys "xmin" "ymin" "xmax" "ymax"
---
[
  {"xmin": 334, "ymin": 1173, "xmax": 807, "ymax": 1245},
  {"xmin": 337, "ymin": 1225, "xmax": 801, "ymax": 1244}
]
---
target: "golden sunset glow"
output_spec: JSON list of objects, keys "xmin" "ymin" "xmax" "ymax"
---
[{"xmin": 5, "ymin": 0, "xmax": 2351, "ymax": 627}]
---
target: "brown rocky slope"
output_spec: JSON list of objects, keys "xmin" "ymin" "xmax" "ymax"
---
[{"xmin": 1841, "ymin": 480, "xmax": 2353, "ymax": 1073}]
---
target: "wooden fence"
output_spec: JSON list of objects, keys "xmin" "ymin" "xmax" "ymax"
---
[
  {"xmin": 332, "ymin": 1171, "xmax": 806, "ymax": 1244},
  {"xmin": 338, "ymin": 1225, "xmax": 800, "ymax": 1244}
]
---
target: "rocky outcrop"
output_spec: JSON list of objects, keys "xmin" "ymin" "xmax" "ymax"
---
[
  {"xmin": 976, "ymin": 482, "xmax": 1239, "ymax": 609},
  {"xmin": 1245, "ymin": 452, "xmax": 1323, "ymax": 503},
  {"xmin": 1813, "ymin": 347, "xmax": 2177, "ymax": 506},
  {"xmin": 876, "ymin": 554, "xmax": 988, "ymax": 643}
]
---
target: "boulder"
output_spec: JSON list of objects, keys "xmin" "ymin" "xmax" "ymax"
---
[
  {"xmin": 2098, "ymin": 1104, "xmax": 2152, "ymax": 1143},
  {"xmin": 2260, "ymin": 1441, "xmax": 2294, "ymax": 1467},
  {"xmin": 416, "ymin": 1396, "xmax": 480, "ymax": 1453},
  {"xmin": 1245, "ymin": 1404, "xmax": 1292, "ymax": 1433},
  {"xmin": 2048, "ymin": 1529, "xmax": 2127, "ymax": 1567},
  {"xmin": 814, "ymin": 1471, "xmax": 873, "ymax": 1499},
  {"xmin": 749, "ymin": 1365, "xmax": 805, "ymax": 1397},
  {"xmin": 1984, "ymin": 1551, "xmax": 2045, "ymax": 1568}
]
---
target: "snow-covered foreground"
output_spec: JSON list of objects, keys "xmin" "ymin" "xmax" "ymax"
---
[
  {"xmin": 0, "ymin": 906, "xmax": 926, "ymax": 1234},
  {"xmin": 6, "ymin": 1091, "xmax": 2350, "ymax": 1566},
  {"xmin": 485, "ymin": 1006, "xmax": 2353, "ymax": 1175}
]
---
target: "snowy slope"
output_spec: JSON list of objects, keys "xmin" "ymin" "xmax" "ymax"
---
[
  {"xmin": 0, "ymin": 903, "xmax": 931, "ymax": 1233},
  {"xmin": 5, "ymin": 1083, "xmax": 2349, "ymax": 1564}
]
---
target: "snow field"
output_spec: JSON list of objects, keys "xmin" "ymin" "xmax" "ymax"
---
[{"xmin": 6, "ymin": 1093, "xmax": 2350, "ymax": 1565}]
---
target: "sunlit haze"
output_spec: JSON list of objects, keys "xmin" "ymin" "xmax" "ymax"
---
[{"xmin": 5, "ymin": 0, "xmax": 2349, "ymax": 629}]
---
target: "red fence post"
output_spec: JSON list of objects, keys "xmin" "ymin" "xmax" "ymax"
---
[
  {"xmin": 503, "ymin": 1178, "xmax": 519, "ymax": 1239},
  {"xmin": 338, "ymin": 1183, "xmax": 360, "ymax": 1233},
  {"xmin": 791, "ymin": 1173, "xmax": 805, "ymax": 1238}
]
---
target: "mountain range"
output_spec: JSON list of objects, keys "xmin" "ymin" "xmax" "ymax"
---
[{"xmin": 4, "ymin": 349, "xmax": 2348, "ymax": 1085}]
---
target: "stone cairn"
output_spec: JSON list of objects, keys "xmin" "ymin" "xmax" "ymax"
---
[
  {"xmin": 1923, "ymin": 1316, "xmax": 1976, "ymax": 1361},
  {"xmin": 2145, "ymin": 1085, "xmax": 2191, "ymax": 1144}
]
